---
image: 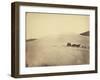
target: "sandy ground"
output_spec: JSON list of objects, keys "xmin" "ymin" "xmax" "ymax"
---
[{"xmin": 26, "ymin": 34, "xmax": 89, "ymax": 67}]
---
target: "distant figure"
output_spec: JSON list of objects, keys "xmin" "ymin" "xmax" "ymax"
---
[
  {"xmin": 67, "ymin": 42, "xmax": 71, "ymax": 47},
  {"xmin": 81, "ymin": 45, "xmax": 87, "ymax": 48}
]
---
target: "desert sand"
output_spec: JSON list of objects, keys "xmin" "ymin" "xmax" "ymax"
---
[{"xmin": 26, "ymin": 34, "xmax": 89, "ymax": 67}]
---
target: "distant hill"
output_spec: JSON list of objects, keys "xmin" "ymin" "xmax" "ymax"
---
[{"xmin": 80, "ymin": 31, "xmax": 89, "ymax": 36}]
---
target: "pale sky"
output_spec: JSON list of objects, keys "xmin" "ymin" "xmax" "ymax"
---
[{"xmin": 26, "ymin": 13, "xmax": 89, "ymax": 40}]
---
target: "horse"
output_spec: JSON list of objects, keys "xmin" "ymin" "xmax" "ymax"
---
[
  {"xmin": 67, "ymin": 42, "xmax": 71, "ymax": 47},
  {"xmin": 72, "ymin": 44, "xmax": 80, "ymax": 47}
]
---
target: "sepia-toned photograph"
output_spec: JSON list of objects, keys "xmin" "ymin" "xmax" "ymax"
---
[
  {"xmin": 11, "ymin": 2, "xmax": 97, "ymax": 78},
  {"xmin": 26, "ymin": 12, "xmax": 90, "ymax": 67}
]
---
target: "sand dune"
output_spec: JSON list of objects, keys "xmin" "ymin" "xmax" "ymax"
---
[{"xmin": 26, "ymin": 34, "xmax": 89, "ymax": 67}]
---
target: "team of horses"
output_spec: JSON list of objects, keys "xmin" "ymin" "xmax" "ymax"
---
[{"xmin": 66, "ymin": 42, "xmax": 88, "ymax": 48}]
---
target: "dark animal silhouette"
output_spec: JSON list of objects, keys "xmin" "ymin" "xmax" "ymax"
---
[
  {"xmin": 67, "ymin": 42, "xmax": 71, "ymax": 47},
  {"xmin": 67, "ymin": 42, "xmax": 80, "ymax": 48},
  {"xmin": 72, "ymin": 44, "xmax": 80, "ymax": 47},
  {"xmin": 81, "ymin": 45, "xmax": 87, "ymax": 48}
]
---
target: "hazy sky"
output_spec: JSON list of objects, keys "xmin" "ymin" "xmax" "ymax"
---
[{"xmin": 26, "ymin": 13, "xmax": 89, "ymax": 39}]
